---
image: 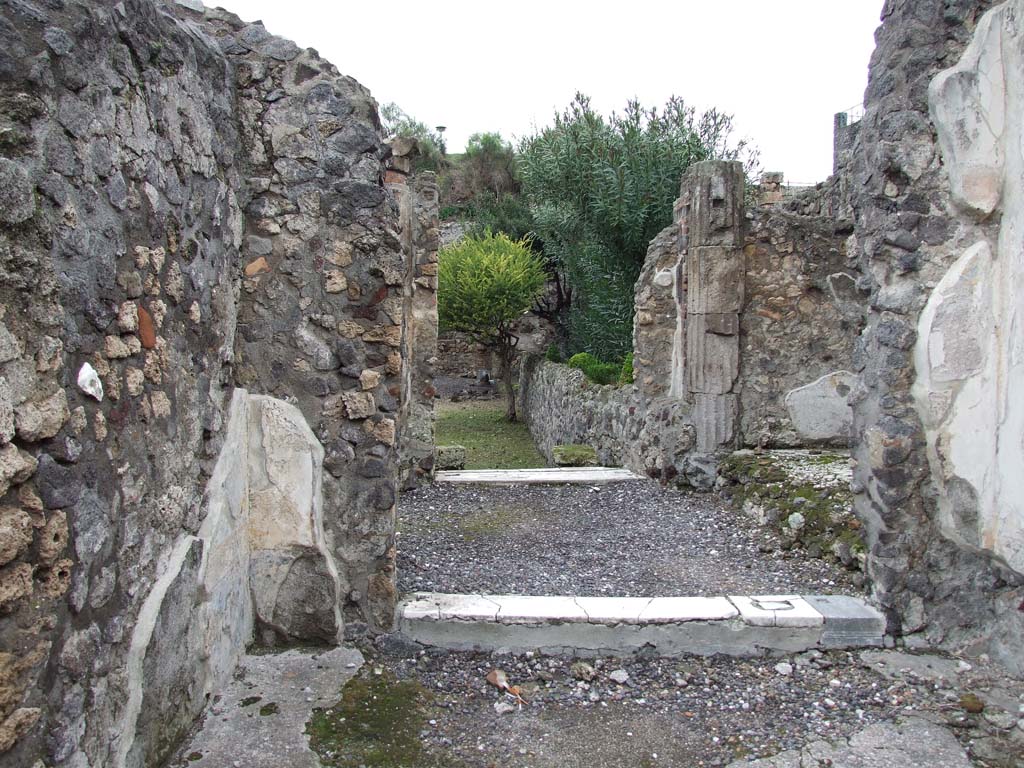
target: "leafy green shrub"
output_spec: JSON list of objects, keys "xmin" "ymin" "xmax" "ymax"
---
[
  {"xmin": 380, "ymin": 102, "xmax": 446, "ymax": 173},
  {"xmin": 440, "ymin": 204, "xmax": 469, "ymax": 221},
  {"xmin": 545, "ymin": 345, "xmax": 562, "ymax": 363},
  {"xmin": 620, "ymin": 352, "xmax": 634, "ymax": 384},
  {"xmin": 567, "ymin": 352, "xmax": 621, "ymax": 385},
  {"xmin": 466, "ymin": 193, "xmax": 538, "ymax": 249},
  {"xmin": 439, "ymin": 232, "xmax": 546, "ymax": 420},
  {"xmin": 520, "ymin": 94, "xmax": 758, "ymax": 359},
  {"xmin": 462, "ymin": 132, "xmax": 518, "ymax": 199}
]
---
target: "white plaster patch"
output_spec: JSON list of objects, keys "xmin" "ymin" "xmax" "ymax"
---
[
  {"xmin": 929, "ymin": 3, "xmax": 1007, "ymax": 218},
  {"xmin": 923, "ymin": 0, "xmax": 1024, "ymax": 573},
  {"xmin": 114, "ymin": 536, "xmax": 199, "ymax": 768},
  {"xmin": 783, "ymin": 370, "xmax": 856, "ymax": 442}
]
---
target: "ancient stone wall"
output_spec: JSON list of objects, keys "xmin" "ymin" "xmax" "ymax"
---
[
  {"xmin": 526, "ymin": 159, "xmax": 861, "ymax": 487},
  {"xmin": 849, "ymin": 0, "xmax": 1024, "ymax": 671},
  {"xmin": 0, "ymin": 1, "xmax": 414, "ymax": 765},
  {"xmin": 632, "ymin": 162, "xmax": 861, "ymax": 451},
  {"xmin": 518, "ymin": 357, "xmax": 699, "ymax": 484},
  {"xmin": 435, "ymin": 308, "xmax": 557, "ymax": 382},
  {"xmin": 740, "ymin": 204, "xmax": 862, "ymax": 447},
  {"xmin": 833, "ymin": 111, "xmax": 861, "ymax": 177},
  {"xmin": 385, "ymin": 141, "xmax": 440, "ymax": 489},
  {"xmin": 435, "ymin": 332, "xmax": 494, "ymax": 378}
]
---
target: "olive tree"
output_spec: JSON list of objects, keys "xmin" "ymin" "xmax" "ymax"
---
[{"xmin": 438, "ymin": 232, "xmax": 546, "ymax": 421}]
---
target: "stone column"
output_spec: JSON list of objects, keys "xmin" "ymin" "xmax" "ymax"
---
[{"xmin": 678, "ymin": 161, "xmax": 746, "ymax": 453}]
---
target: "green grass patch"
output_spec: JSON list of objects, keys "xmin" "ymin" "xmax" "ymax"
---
[{"xmin": 435, "ymin": 401, "xmax": 544, "ymax": 469}]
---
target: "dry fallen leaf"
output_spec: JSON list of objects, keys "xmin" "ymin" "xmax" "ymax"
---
[
  {"xmin": 508, "ymin": 684, "xmax": 528, "ymax": 705},
  {"xmin": 486, "ymin": 668, "xmax": 509, "ymax": 691}
]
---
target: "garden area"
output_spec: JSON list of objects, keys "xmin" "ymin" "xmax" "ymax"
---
[
  {"xmin": 434, "ymin": 399, "xmax": 543, "ymax": 470},
  {"xmin": 381, "ymin": 93, "xmax": 759, "ymax": 472},
  {"xmin": 388, "ymin": 94, "xmax": 758, "ymax": 428}
]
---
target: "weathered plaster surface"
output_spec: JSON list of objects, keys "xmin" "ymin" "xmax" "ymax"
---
[
  {"xmin": 110, "ymin": 390, "xmax": 339, "ymax": 766},
  {"xmin": 848, "ymin": 0, "xmax": 1023, "ymax": 672},
  {"xmin": 919, "ymin": 0, "xmax": 1024, "ymax": 573}
]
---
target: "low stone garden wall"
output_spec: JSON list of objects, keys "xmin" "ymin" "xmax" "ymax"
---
[{"xmin": 519, "ymin": 356, "xmax": 716, "ymax": 487}]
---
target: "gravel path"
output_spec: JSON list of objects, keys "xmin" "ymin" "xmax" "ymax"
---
[
  {"xmin": 397, "ymin": 480, "xmax": 861, "ymax": 597},
  {"xmin": 359, "ymin": 641, "xmax": 1014, "ymax": 767}
]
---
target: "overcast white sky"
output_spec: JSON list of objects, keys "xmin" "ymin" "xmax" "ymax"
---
[{"xmin": 216, "ymin": 0, "xmax": 882, "ymax": 183}]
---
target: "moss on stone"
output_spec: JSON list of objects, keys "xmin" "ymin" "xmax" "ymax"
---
[
  {"xmin": 307, "ymin": 669, "xmax": 453, "ymax": 768},
  {"xmin": 238, "ymin": 695, "xmax": 261, "ymax": 708},
  {"xmin": 720, "ymin": 451, "xmax": 865, "ymax": 565},
  {"xmin": 258, "ymin": 702, "xmax": 279, "ymax": 716},
  {"xmin": 552, "ymin": 444, "xmax": 598, "ymax": 467}
]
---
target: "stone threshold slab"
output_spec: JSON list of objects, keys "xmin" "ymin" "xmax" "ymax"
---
[
  {"xmin": 435, "ymin": 467, "xmax": 644, "ymax": 485},
  {"xmin": 397, "ymin": 592, "xmax": 886, "ymax": 658}
]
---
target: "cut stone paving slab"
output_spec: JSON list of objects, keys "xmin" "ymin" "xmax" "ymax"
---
[
  {"xmin": 725, "ymin": 716, "xmax": 972, "ymax": 768},
  {"xmin": 496, "ymin": 594, "xmax": 588, "ymax": 623},
  {"xmin": 859, "ymin": 649, "xmax": 965, "ymax": 681},
  {"xmin": 638, "ymin": 596, "xmax": 739, "ymax": 623},
  {"xmin": 435, "ymin": 466, "xmax": 643, "ymax": 485},
  {"xmin": 436, "ymin": 592, "xmax": 502, "ymax": 621},
  {"xmin": 730, "ymin": 595, "xmax": 825, "ymax": 628},
  {"xmin": 170, "ymin": 646, "xmax": 363, "ymax": 768},
  {"xmin": 575, "ymin": 596, "xmax": 653, "ymax": 624},
  {"xmin": 397, "ymin": 593, "xmax": 885, "ymax": 657}
]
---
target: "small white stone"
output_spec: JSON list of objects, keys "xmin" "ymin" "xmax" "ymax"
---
[
  {"xmin": 775, "ymin": 662, "xmax": 794, "ymax": 676},
  {"xmin": 493, "ymin": 701, "xmax": 516, "ymax": 715},
  {"xmin": 609, "ymin": 669, "xmax": 629, "ymax": 684},
  {"xmin": 787, "ymin": 512, "xmax": 806, "ymax": 531},
  {"xmin": 77, "ymin": 362, "xmax": 104, "ymax": 401}
]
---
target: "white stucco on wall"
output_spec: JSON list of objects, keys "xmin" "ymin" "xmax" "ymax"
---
[
  {"xmin": 919, "ymin": 0, "xmax": 1024, "ymax": 573},
  {"xmin": 112, "ymin": 390, "xmax": 343, "ymax": 767}
]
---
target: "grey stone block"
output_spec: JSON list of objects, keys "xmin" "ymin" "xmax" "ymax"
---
[
  {"xmin": 687, "ymin": 246, "xmax": 745, "ymax": 314},
  {"xmin": 686, "ymin": 315, "xmax": 739, "ymax": 395},
  {"xmin": 435, "ymin": 444, "xmax": 466, "ymax": 471},
  {"xmin": 804, "ymin": 595, "xmax": 886, "ymax": 648}
]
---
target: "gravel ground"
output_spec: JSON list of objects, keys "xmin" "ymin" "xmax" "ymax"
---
[
  {"xmin": 360, "ymin": 641, "xmax": 1022, "ymax": 767},
  {"xmin": 397, "ymin": 480, "xmax": 861, "ymax": 597}
]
